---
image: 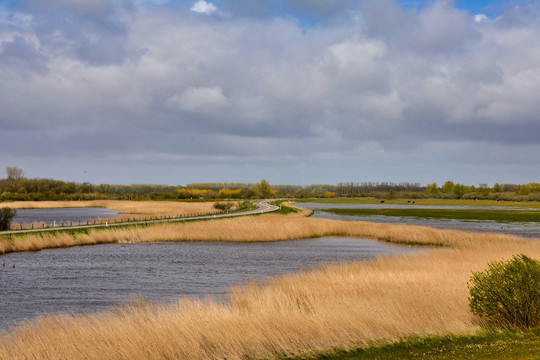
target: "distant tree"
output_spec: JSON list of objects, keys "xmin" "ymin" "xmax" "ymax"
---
[
  {"xmin": 6, "ymin": 167, "xmax": 24, "ymax": 180},
  {"xmin": 257, "ymin": 179, "xmax": 272, "ymax": 198},
  {"xmin": 243, "ymin": 189, "xmax": 257, "ymax": 199},
  {"xmin": 527, "ymin": 183, "xmax": 540, "ymax": 193},
  {"xmin": 426, "ymin": 182, "xmax": 439, "ymax": 196},
  {"xmin": 492, "ymin": 183, "xmax": 502, "ymax": 193},
  {"xmin": 80, "ymin": 182, "xmax": 94, "ymax": 193},
  {"xmin": 516, "ymin": 184, "xmax": 530, "ymax": 196},
  {"xmin": 477, "ymin": 184, "xmax": 490, "ymax": 197},
  {"xmin": 502, "ymin": 184, "xmax": 518, "ymax": 192},
  {"xmin": 452, "ymin": 184, "xmax": 466, "ymax": 199},
  {"xmin": 0, "ymin": 207, "xmax": 16, "ymax": 231},
  {"xmin": 442, "ymin": 181, "xmax": 454, "ymax": 193}
]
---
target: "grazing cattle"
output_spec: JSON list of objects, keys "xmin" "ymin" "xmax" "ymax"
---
[{"xmin": 380, "ymin": 200, "xmax": 385, "ymax": 203}]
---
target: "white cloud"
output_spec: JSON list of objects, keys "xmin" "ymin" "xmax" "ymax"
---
[
  {"xmin": 474, "ymin": 14, "xmax": 488, "ymax": 23},
  {"xmin": 191, "ymin": 0, "xmax": 218, "ymax": 15}
]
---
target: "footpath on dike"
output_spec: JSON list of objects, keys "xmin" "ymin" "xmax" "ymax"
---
[{"xmin": 0, "ymin": 200, "xmax": 280, "ymax": 236}]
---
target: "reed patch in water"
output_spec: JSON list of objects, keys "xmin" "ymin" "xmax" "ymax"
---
[{"xmin": 0, "ymin": 209, "xmax": 525, "ymax": 254}]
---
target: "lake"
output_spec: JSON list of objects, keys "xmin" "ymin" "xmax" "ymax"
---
[
  {"xmin": 12, "ymin": 207, "xmax": 119, "ymax": 226},
  {"xmin": 0, "ymin": 237, "xmax": 418, "ymax": 329},
  {"xmin": 298, "ymin": 203, "xmax": 540, "ymax": 239}
]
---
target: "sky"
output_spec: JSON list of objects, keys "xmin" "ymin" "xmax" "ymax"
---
[{"xmin": 0, "ymin": 0, "xmax": 539, "ymax": 186}]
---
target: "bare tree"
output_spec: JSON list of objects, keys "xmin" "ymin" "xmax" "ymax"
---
[{"xmin": 6, "ymin": 167, "xmax": 24, "ymax": 180}]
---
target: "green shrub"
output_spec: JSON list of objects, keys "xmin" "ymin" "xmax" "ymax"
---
[
  {"xmin": 0, "ymin": 207, "xmax": 17, "ymax": 231},
  {"xmin": 213, "ymin": 202, "xmax": 234, "ymax": 211},
  {"xmin": 468, "ymin": 254, "xmax": 540, "ymax": 329}
]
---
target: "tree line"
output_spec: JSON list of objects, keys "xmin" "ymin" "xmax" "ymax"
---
[{"xmin": 1, "ymin": 167, "xmax": 539, "ymax": 202}]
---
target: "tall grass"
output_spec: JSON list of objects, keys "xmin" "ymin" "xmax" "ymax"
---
[
  {"xmin": 0, "ymin": 207, "xmax": 539, "ymax": 359},
  {"xmin": 0, "ymin": 209, "xmax": 524, "ymax": 254}
]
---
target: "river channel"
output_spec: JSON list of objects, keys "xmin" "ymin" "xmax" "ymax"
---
[
  {"xmin": 0, "ymin": 237, "xmax": 418, "ymax": 330},
  {"xmin": 298, "ymin": 203, "xmax": 540, "ymax": 239}
]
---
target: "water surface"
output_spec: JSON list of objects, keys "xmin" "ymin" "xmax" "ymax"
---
[
  {"xmin": 298, "ymin": 203, "xmax": 540, "ymax": 239},
  {"xmin": 0, "ymin": 237, "xmax": 418, "ymax": 329},
  {"xmin": 13, "ymin": 207, "xmax": 118, "ymax": 225}
]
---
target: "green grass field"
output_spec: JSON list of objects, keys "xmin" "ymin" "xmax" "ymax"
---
[
  {"xmin": 280, "ymin": 329, "xmax": 540, "ymax": 360},
  {"xmin": 319, "ymin": 208, "xmax": 540, "ymax": 223},
  {"xmin": 270, "ymin": 200, "xmax": 299, "ymax": 215},
  {"xmin": 295, "ymin": 198, "xmax": 540, "ymax": 209}
]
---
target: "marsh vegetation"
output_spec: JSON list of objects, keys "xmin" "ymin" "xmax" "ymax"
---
[
  {"xmin": 1, "ymin": 203, "xmax": 540, "ymax": 359},
  {"xmin": 318, "ymin": 208, "xmax": 540, "ymax": 223}
]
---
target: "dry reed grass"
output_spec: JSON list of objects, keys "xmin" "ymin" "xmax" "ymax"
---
[
  {"xmin": 1, "ymin": 206, "xmax": 539, "ymax": 359},
  {"xmin": 0, "ymin": 207, "xmax": 525, "ymax": 255},
  {"xmin": 66, "ymin": 213, "xmax": 531, "ymax": 248}
]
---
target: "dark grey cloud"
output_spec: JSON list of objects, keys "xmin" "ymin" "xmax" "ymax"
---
[
  {"xmin": 0, "ymin": 35, "xmax": 48, "ymax": 74},
  {"xmin": 0, "ymin": 0, "xmax": 539, "ymax": 184},
  {"xmin": 10, "ymin": 0, "xmax": 136, "ymax": 66}
]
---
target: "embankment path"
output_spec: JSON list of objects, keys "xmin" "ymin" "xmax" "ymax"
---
[{"xmin": 0, "ymin": 200, "xmax": 279, "ymax": 235}]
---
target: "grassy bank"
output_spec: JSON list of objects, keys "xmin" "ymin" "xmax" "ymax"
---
[
  {"xmin": 285, "ymin": 329, "xmax": 540, "ymax": 360},
  {"xmin": 1, "ymin": 203, "xmax": 540, "ymax": 359},
  {"xmin": 321, "ymin": 208, "xmax": 540, "ymax": 223},
  {"xmin": 271, "ymin": 200, "xmax": 299, "ymax": 215}
]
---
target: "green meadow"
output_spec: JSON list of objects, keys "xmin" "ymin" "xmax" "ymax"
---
[
  {"xmin": 319, "ymin": 208, "xmax": 540, "ymax": 223},
  {"xmin": 296, "ymin": 198, "xmax": 540, "ymax": 209},
  {"xmin": 282, "ymin": 329, "xmax": 540, "ymax": 360}
]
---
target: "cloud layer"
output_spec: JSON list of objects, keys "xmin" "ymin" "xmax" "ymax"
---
[{"xmin": 0, "ymin": 0, "xmax": 539, "ymax": 185}]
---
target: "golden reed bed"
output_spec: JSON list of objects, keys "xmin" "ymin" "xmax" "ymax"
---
[{"xmin": 1, "ymin": 206, "xmax": 539, "ymax": 359}]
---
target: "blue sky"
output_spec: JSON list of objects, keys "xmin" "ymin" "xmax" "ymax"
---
[
  {"xmin": 0, "ymin": 0, "xmax": 539, "ymax": 186},
  {"xmin": 402, "ymin": 0, "xmax": 535, "ymax": 15},
  {"xmin": 0, "ymin": 0, "xmax": 530, "ymax": 14},
  {"xmin": 130, "ymin": 0, "xmax": 534, "ymax": 17}
]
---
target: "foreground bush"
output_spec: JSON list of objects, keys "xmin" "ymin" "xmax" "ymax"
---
[
  {"xmin": 468, "ymin": 254, "xmax": 540, "ymax": 329},
  {"xmin": 0, "ymin": 207, "xmax": 16, "ymax": 230}
]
